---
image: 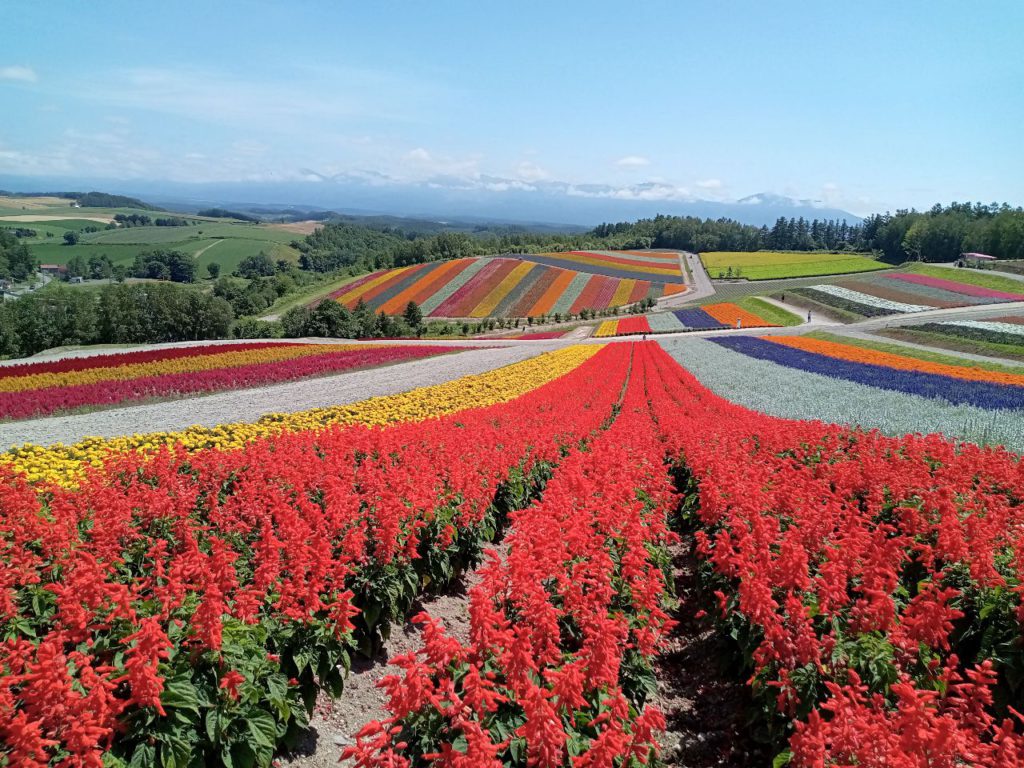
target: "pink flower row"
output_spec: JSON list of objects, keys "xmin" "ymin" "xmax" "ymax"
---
[{"xmin": 887, "ymin": 272, "xmax": 1024, "ymax": 300}]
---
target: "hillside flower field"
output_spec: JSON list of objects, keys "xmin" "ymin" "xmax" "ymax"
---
[
  {"xmin": 328, "ymin": 256, "xmax": 687, "ymax": 319},
  {"xmin": 1, "ymin": 340, "xmax": 1023, "ymax": 767}
]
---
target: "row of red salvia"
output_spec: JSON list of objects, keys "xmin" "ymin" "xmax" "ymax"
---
[
  {"xmin": 347, "ymin": 341, "xmax": 1024, "ymax": 767},
  {"xmin": 342, "ymin": 342, "xmax": 681, "ymax": 767},
  {"xmin": 0, "ymin": 345, "xmax": 631, "ymax": 768}
]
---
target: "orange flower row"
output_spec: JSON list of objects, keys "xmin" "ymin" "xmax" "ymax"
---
[
  {"xmin": 767, "ymin": 335, "xmax": 1024, "ymax": 386},
  {"xmin": 703, "ymin": 302, "xmax": 776, "ymax": 328}
]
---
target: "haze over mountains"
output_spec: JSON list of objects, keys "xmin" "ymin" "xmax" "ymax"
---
[{"xmin": 0, "ymin": 172, "xmax": 861, "ymax": 228}]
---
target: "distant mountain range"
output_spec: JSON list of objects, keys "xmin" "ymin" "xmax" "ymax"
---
[{"xmin": 0, "ymin": 172, "xmax": 863, "ymax": 229}]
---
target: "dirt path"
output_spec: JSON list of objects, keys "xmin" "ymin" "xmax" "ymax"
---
[
  {"xmin": 281, "ymin": 542, "xmax": 505, "ymax": 767},
  {"xmin": 192, "ymin": 239, "xmax": 223, "ymax": 259},
  {"xmin": 655, "ymin": 538, "xmax": 770, "ymax": 767}
]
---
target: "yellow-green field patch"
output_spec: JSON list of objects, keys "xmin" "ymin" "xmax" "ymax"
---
[{"xmin": 701, "ymin": 251, "xmax": 888, "ymax": 280}]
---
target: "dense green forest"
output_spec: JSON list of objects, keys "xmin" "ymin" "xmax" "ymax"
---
[
  {"xmin": 0, "ymin": 283, "xmax": 233, "ymax": 357},
  {"xmin": 296, "ymin": 224, "xmax": 613, "ymax": 274},
  {"xmin": 861, "ymin": 203, "xmax": 1024, "ymax": 262},
  {"xmin": 590, "ymin": 203, "xmax": 1024, "ymax": 263},
  {"xmin": 0, "ymin": 229, "xmax": 38, "ymax": 282}
]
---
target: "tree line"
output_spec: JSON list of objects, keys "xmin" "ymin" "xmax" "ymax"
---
[
  {"xmin": 590, "ymin": 203, "xmax": 1024, "ymax": 263},
  {"xmin": 0, "ymin": 283, "xmax": 233, "ymax": 357},
  {"xmin": 860, "ymin": 203, "xmax": 1024, "ymax": 263},
  {"xmin": 0, "ymin": 229, "xmax": 37, "ymax": 282}
]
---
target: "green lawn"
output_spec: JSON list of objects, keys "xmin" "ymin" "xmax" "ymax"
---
[
  {"xmin": 701, "ymin": 251, "xmax": 888, "ymax": 280},
  {"xmin": 808, "ymin": 330, "xmax": 1024, "ymax": 374},
  {"xmin": 737, "ymin": 296, "xmax": 803, "ymax": 326}
]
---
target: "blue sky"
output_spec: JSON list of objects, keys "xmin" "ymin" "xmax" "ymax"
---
[{"xmin": 1, "ymin": 0, "xmax": 1022, "ymax": 215}]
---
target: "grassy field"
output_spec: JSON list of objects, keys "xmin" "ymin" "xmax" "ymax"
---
[
  {"xmin": 701, "ymin": 251, "xmax": 888, "ymax": 280},
  {"xmin": 809, "ymin": 331, "xmax": 1024, "ymax": 374},
  {"xmin": 259, "ymin": 273, "xmax": 364, "ymax": 318},
  {"xmin": 3, "ymin": 217, "xmax": 301, "ymax": 273},
  {"xmin": 737, "ymin": 296, "xmax": 803, "ymax": 326}
]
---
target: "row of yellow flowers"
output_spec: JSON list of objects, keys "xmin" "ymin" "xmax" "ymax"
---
[
  {"xmin": 3, "ymin": 345, "xmax": 601, "ymax": 487},
  {"xmin": 0, "ymin": 344, "xmax": 364, "ymax": 393}
]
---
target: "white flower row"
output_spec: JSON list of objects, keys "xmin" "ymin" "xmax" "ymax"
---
[
  {"xmin": 945, "ymin": 320, "xmax": 1024, "ymax": 336},
  {"xmin": 811, "ymin": 284, "xmax": 932, "ymax": 313},
  {"xmin": 659, "ymin": 337, "xmax": 1024, "ymax": 452}
]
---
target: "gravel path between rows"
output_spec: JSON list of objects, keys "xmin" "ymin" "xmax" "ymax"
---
[
  {"xmin": 281, "ymin": 544, "xmax": 504, "ymax": 768},
  {"xmin": 0, "ymin": 344, "xmax": 558, "ymax": 449}
]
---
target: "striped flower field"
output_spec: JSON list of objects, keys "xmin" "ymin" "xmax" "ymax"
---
[
  {"xmin": 711, "ymin": 334, "xmax": 1024, "ymax": 410},
  {"xmin": 327, "ymin": 256, "xmax": 687, "ymax": 318},
  {"xmin": 0, "ymin": 342, "xmax": 464, "ymax": 421},
  {"xmin": 793, "ymin": 267, "xmax": 1024, "ymax": 318},
  {"xmin": 594, "ymin": 302, "xmax": 778, "ymax": 337}
]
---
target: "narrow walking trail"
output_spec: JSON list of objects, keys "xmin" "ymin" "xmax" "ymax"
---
[
  {"xmin": 655, "ymin": 539, "xmax": 770, "ymax": 767},
  {"xmin": 281, "ymin": 545, "xmax": 504, "ymax": 768}
]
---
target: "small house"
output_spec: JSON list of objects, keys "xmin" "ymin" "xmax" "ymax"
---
[
  {"xmin": 960, "ymin": 252, "xmax": 996, "ymax": 267},
  {"xmin": 39, "ymin": 264, "xmax": 68, "ymax": 276}
]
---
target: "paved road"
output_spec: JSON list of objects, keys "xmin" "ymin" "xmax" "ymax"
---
[{"xmin": 658, "ymin": 251, "xmax": 715, "ymax": 307}]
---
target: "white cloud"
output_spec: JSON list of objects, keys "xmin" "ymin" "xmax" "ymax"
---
[
  {"xmin": 615, "ymin": 155, "xmax": 651, "ymax": 168},
  {"xmin": 695, "ymin": 178, "xmax": 723, "ymax": 191},
  {"xmin": 399, "ymin": 146, "xmax": 482, "ymax": 180},
  {"xmin": 515, "ymin": 161, "xmax": 549, "ymax": 182},
  {"xmin": 0, "ymin": 65, "xmax": 37, "ymax": 83},
  {"xmin": 568, "ymin": 181, "xmax": 692, "ymax": 202}
]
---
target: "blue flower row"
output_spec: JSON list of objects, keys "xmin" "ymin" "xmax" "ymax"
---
[
  {"xmin": 672, "ymin": 308, "xmax": 725, "ymax": 330},
  {"xmin": 710, "ymin": 336, "xmax": 1024, "ymax": 410}
]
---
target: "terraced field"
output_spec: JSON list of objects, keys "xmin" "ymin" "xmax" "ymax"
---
[{"xmin": 329, "ymin": 255, "xmax": 687, "ymax": 318}]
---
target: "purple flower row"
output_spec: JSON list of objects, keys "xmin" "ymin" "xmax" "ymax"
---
[{"xmin": 711, "ymin": 336, "xmax": 1024, "ymax": 410}]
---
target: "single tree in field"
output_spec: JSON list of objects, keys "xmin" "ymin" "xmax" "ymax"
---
[
  {"xmin": 207, "ymin": 262, "xmax": 221, "ymax": 279},
  {"xmin": 402, "ymin": 300, "xmax": 423, "ymax": 330},
  {"xmin": 63, "ymin": 231, "xmax": 80, "ymax": 245}
]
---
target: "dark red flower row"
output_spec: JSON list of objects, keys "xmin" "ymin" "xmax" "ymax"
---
[{"xmin": 0, "ymin": 345, "xmax": 463, "ymax": 420}]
